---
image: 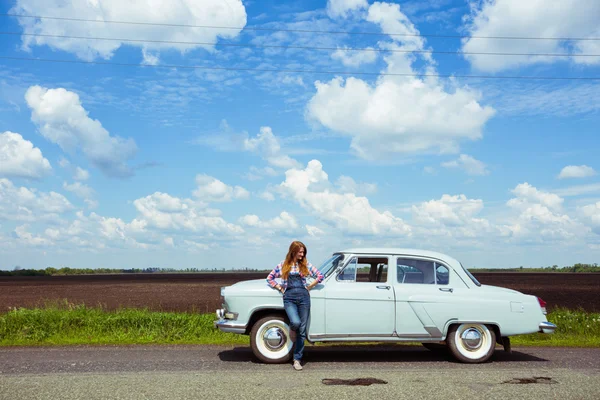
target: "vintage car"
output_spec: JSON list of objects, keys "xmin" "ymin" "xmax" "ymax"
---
[{"xmin": 214, "ymin": 248, "xmax": 556, "ymax": 363}]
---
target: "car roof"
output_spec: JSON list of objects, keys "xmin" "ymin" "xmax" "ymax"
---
[{"xmin": 338, "ymin": 248, "xmax": 460, "ymax": 264}]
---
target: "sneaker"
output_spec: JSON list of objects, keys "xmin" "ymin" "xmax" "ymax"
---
[{"xmin": 293, "ymin": 360, "xmax": 303, "ymax": 371}]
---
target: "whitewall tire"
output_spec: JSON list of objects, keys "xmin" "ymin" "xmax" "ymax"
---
[
  {"xmin": 447, "ymin": 323, "xmax": 496, "ymax": 363},
  {"xmin": 250, "ymin": 315, "xmax": 294, "ymax": 364}
]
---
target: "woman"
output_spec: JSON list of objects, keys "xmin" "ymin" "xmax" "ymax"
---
[{"xmin": 266, "ymin": 241, "xmax": 324, "ymax": 371}]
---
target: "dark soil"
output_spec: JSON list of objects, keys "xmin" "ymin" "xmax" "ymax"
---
[{"xmin": 0, "ymin": 272, "xmax": 598, "ymax": 313}]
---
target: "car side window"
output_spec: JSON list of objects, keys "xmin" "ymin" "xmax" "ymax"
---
[
  {"xmin": 337, "ymin": 257, "xmax": 389, "ymax": 283},
  {"xmin": 397, "ymin": 258, "xmax": 435, "ymax": 284},
  {"xmin": 435, "ymin": 263, "xmax": 450, "ymax": 285}
]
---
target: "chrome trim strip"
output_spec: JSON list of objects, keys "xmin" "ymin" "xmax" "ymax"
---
[
  {"xmin": 396, "ymin": 333, "xmax": 437, "ymax": 338},
  {"xmin": 310, "ymin": 333, "xmax": 395, "ymax": 339},
  {"xmin": 539, "ymin": 321, "xmax": 557, "ymax": 334}
]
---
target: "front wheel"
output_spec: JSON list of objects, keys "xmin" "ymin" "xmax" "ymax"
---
[
  {"xmin": 447, "ymin": 323, "xmax": 496, "ymax": 363},
  {"xmin": 250, "ymin": 315, "xmax": 294, "ymax": 364}
]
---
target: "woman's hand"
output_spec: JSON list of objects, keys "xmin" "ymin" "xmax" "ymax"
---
[
  {"xmin": 307, "ymin": 282, "xmax": 318, "ymax": 291},
  {"xmin": 275, "ymin": 285, "xmax": 284, "ymax": 294}
]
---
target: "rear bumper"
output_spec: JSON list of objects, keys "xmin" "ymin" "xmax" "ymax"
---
[{"xmin": 539, "ymin": 321, "xmax": 557, "ymax": 334}]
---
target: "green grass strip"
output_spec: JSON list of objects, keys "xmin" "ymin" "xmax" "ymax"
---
[
  {"xmin": 511, "ymin": 307, "xmax": 600, "ymax": 347},
  {"xmin": 0, "ymin": 302, "xmax": 248, "ymax": 346},
  {"xmin": 0, "ymin": 303, "xmax": 598, "ymax": 347}
]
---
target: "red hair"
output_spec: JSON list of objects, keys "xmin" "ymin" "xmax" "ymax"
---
[{"xmin": 282, "ymin": 241, "xmax": 309, "ymax": 279}]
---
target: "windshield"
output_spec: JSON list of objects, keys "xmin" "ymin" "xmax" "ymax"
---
[
  {"xmin": 316, "ymin": 253, "xmax": 345, "ymax": 278},
  {"xmin": 460, "ymin": 262, "xmax": 481, "ymax": 287}
]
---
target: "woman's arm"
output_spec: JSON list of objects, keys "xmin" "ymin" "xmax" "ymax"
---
[
  {"xmin": 309, "ymin": 262, "xmax": 324, "ymax": 283},
  {"xmin": 266, "ymin": 263, "xmax": 283, "ymax": 291},
  {"xmin": 307, "ymin": 262, "xmax": 324, "ymax": 289}
]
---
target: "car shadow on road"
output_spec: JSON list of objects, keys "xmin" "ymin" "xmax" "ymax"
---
[{"xmin": 218, "ymin": 344, "xmax": 548, "ymax": 364}]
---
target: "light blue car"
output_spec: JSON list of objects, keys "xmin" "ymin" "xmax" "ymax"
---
[{"xmin": 215, "ymin": 248, "xmax": 556, "ymax": 363}]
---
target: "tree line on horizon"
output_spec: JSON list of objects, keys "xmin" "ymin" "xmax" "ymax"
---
[
  {"xmin": 1, "ymin": 263, "xmax": 600, "ymax": 276},
  {"xmin": 0, "ymin": 266, "xmax": 270, "ymax": 277}
]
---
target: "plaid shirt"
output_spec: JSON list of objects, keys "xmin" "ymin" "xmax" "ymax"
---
[{"xmin": 266, "ymin": 261, "xmax": 324, "ymax": 290}]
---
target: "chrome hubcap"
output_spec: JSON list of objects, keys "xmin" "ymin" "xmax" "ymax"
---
[
  {"xmin": 263, "ymin": 327, "xmax": 286, "ymax": 350},
  {"xmin": 461, "ymin": 328, "xmax": 483, "ymax": 350}
]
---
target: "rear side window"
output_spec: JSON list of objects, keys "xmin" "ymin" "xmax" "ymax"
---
[
  {"xmin": 397, "ymin": 258, "xmax": 435, "ymax": 284},
  {"xmin": 397, "ymin": 258, "xmax": 450, "ymax": 285}
]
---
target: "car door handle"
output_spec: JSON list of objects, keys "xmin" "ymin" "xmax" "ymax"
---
[
  {"xmin": 376, "ymin": 285, "xmax": 390, "ymax": 290},
  {"xmin": 439, "ymin": 288, "xmax": 453, "ymax": 293}
]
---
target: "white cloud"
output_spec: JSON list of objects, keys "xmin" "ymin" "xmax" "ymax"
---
[
  {"xmin": 133, "ymin": 192, "xmax": 244, "ymax": 235},
  {"xmin": 63, "ymin": 181, "xmax": 97, "ymax": 209},
  {"xmin": 0, "ymin": 131, "xmax": 52, "ymax": 179},
  {"xmin": 307, "ymin": 2, "xmax": 495, "ymax": 160},
  {"xmin": 336, "ymin": 175, "xmax": 377, "ymax": 195},
  {"xmin": 413, "ymin": 194, "xmax": 485, "ymax": 226},
  {"xmin": 25, "ymin": 86, "xmax": 137, "ymax": 178},
  {"xmin": 507, "ymin": 183, "xmax": 563, "ymax": 212},
  {"xmin": 245, "ymin": 166, "xmax": 279, "ymax": 181},
  {"xmin": 74, "ymin": 167, "xmax": 90, "ymax": 181},
  {"xmin": 558, "ymin": 165, "xmax": 597, "ymax": 180},
  {"xmin": 327, "ymin": 0, "xmax": 369, "ymax": 18},
  {"xmin": 239, "ymin": 211, "xmax": 300, "ymax": 233},
  {"xmin": 580, "ymin": 202, "xmax": 600, "ymax": 234},
  {"xmin": 193, "ymin": 174, "xmax": 249, "ymax": 202},
  {"xmin": 63, "ymin": 182, "xmax": 94, "ymax": 200},
  {"xmin": 504, "ymin": 183, "xmax": 587, "ymax": 242},
  {"xmin": 306, "ymin": 225, "xmax": 325, "ymax": 237},
  {"xmin": 279, "ymin": 160, "xmax": 411, "ymax": 236},
  {"xmin": 442, "ymin": 154, "xmax": 489, "ymax": 176},
  {"xmin": 141, "ymin": 48, "xmax": 160, "ymax": 66},
  {"xmin": 554, "ymin": 183, "xmax": 600, "ymax": 197},
  {"xmin": 0, "ymin": 178, "xmax": 73, "ymax": 221},
  {"xmin": 244, "ymin": 127, "xmax": 301, "ymax": 170},
  {"xmin": 259, "ymin": 191, "xmax": 276, "ymax": 202},
  {"xmin": 58, "ymin": 157, "xmax": 90, "ymax": 181},
  {"xmin": 332, "ymin": 47, "xmax": 378, "ymax": 67},
  {"xmin": 14, "ymin": 225, "xmax": 52, "ymax": 246},
  {"xmin": 193, "ymin": 124, "xmax": 300, "ymax": 179},
  {"xmin": 411, "ymin": 194, "xmax": 494, "ymax": 242},
  {"xmin": 12, "ymin": 0, "xmax": 247, "ymax": 61},
  {"xmin": 462, "ymin": 0, "xmax": 600, "ymax": 72},
  {"xmin": 58, "ymin": 157, "xmax": 70, "ymax": 168}
]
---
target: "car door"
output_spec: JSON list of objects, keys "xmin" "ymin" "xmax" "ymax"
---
[
  {"xmin": 393, "ymin": 256, "xmax": 455, "ymax": 338},
  {"xmin": 323, "ymin": 256, "xmax": 395, "ymax": 337}
]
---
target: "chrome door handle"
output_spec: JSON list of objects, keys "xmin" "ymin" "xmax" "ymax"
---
[
  {"xmin": 376, "ymin": 285, "xmax": 390, "ymax": 290},
  {"xmin": 439, "ymin": 288, "xmax": 453, "ymax": 293}
]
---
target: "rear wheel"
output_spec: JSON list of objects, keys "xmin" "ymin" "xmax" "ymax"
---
[
  {"xmin": 250, "ymin": 315, "xmax": 294, "ymax": 364},
  {"xmin": 447, "ymin": 323, "xmax": 496, "ymax": 363}
]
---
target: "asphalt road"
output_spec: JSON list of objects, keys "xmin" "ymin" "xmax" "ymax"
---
[{"xmin": 1, "ymin": 345, "xmax": 599, "ymax": 399}]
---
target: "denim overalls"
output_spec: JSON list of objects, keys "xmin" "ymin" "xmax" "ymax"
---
[{"xmin": 283, "ymin": 273, "xmax": 310, "ymax": 361}]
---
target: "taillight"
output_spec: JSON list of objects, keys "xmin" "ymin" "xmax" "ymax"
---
[{"xmin": 537, "ymin": 297, "xmax": 547, "ymax": 315}]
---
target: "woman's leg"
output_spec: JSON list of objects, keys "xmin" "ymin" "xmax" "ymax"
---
[
  {"xmin": 283, "ymin": 296, "xmax": 301, "ymax": 335},
  {"xmin": 293, "ymin": 292, "xmax": 311, "ymax": 361}
]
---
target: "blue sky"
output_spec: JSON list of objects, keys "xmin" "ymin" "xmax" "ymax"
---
[{"xmin": 1, "ymin": 0, "xmax": 599, "ymax": 270}]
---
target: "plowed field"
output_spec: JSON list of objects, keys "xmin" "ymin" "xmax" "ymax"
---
[{"xmin": 1, "ymin": 272, "xmax": 598, "ymax": 313}]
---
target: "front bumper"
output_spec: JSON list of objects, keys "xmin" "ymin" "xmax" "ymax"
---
[
  {"xmin": 214, "ymin": 319, "xmax": 246, "ymax": 334},
  {"xmin": 539, "ymin": 321, "xmax": 557, "ymax": 334},
  {"xmin": 214, "ymin": 308, "xmax": 245, "ymax": 334}
]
